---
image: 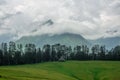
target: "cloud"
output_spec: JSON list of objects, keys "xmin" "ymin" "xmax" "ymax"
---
[
  {"xmin": 0, "ymin": 0, "xmax": 120, "ymax": 41},
  {"xmin": 0, "ymin": 0, "xmax": 6, "ymax": 5}
]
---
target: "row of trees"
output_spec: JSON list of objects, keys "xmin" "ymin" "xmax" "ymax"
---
[
  {"xmin": 0, "ymin": 42, "xmax": 120, "ymax": 66},
  {"xmin": 0, "ymin": 49, "xmax": 40, "ymax": 65},
  {"xmin": 70, "ymin": 45, "xmax": 120, "ymax": 61}
]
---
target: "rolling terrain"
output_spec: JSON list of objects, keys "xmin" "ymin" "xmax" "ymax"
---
[{"xmin": 0, "ymin": 61, "xmax": 120, "ymax": 80}]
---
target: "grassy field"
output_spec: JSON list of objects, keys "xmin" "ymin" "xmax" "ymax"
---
[{"xmin": 0, "ymin": 61, "xmax": 120, "ymax": 80}]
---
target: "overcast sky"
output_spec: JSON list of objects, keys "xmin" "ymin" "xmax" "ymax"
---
[{"xmin": 0, "ymin": 0, "xmax": 120, "ymax": 41}]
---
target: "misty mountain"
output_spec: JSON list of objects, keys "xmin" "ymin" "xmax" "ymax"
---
[
  {"xmin": 90, "ymin": 37, "xmax": 120, "ymax": 50},
  {"xmin": 16, "ymin": 33, "xmax": 91, "ymax": 48}
]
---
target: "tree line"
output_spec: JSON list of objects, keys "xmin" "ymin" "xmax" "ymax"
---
[{"xmin": 0, "ymin": 41, "xmax": 120, "ymax": 66}]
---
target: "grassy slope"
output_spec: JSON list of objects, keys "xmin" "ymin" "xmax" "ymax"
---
[{"xmin": 0, "ymin": 61, "xmax": 120, "ymax": 80}]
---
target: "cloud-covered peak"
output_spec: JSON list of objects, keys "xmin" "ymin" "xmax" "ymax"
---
[{"xmin": 0, "ymin": 0, "xmax": 120, "ymax": 41}]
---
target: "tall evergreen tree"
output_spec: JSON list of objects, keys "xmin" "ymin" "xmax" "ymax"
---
[
  {"xmin": 113, "ymin": 46, "xmax": 120, "ymax": 60},
  {"xmin": 91, "ymin": 47, "xmax": 96, "ymax": 60},
  {"xmin": 51, "ymin": 46, "xmax": 57, "ymax": 61},
  {"xmin": 70, "ymin": 52, "xmax": 75, "ymax": 60},
  {"xmin": 98, "ymin": 46, "xmax": 106, "ymax": 60},
  {"xmin": 36, "ymin": 48, "xmax": 42, "ymax": 63},
  {"xmin": 14, "ymin": 51, "xmax": 21, "ymax": 64},
  {"xmin": 0, "ymin": 50, "xmax": 3, "ymax": 65},
  {"xmin": 42, "ymin": 44, "xmax": 51, "ymax": 62}
]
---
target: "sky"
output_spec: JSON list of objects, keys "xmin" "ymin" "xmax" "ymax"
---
[{"xmin": 0, "ymin": 0, "xmax": 120, "ymax": 42}]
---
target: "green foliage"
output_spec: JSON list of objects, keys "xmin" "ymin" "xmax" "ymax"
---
[
  {"xmin": 0, "ymin": 50, "xmax": 3, "ymax": 65},
  {"xmin": 36, "ymin": 48, "xmax": 42, "ymax": 63}
]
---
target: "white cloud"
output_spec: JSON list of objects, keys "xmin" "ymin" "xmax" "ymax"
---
[{"xmin": 0, "ymin": 0, "xmax": 120, "ymax": 41}]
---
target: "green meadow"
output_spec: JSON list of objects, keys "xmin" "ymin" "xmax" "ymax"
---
[{"xmin": 0, "ymin": 61, "xmax": 120, "ymax": 80}]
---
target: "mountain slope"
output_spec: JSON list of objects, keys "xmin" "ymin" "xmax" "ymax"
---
[
  {"xmin": 16, "ymin": 33, "xmax": 91, "ymax": 48},
  {"xmin": 90, "ymin": 37, "xmax": 120, "ymax": 49}
]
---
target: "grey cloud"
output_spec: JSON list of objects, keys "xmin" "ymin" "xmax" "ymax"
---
[
  {"xmin": 0, "ymin": 11, "xmax": 22, "ymax": 30},
  {"xmin": 0, "ymin": 0, "xmax": 6, "ymax": 5},
  {"xmin": 0, "ymin": 0, "xmax": 120, "ymax": 40},
  {"xmin": 111, "ymin": 2, "xmax": 120, "ymax": 15},
  {"xmin": 0, "ymin": 12, "xmax": 22, "ymax": 20}
]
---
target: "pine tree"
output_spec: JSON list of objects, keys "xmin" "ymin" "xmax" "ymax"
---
[
  {"xmin": 0, "ymin": 50, "xmax": 3, "ymax": 65},
  {"xmin": 36, "ymin": 48, "xmax": 42, "ymax": 63}
]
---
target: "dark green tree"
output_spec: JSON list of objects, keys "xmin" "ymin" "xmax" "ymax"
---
[
  {"xmin": 42, "ymin": 44, "xmax": 51, "ymax": 62},
  {"xmin": 98, "ymin": 46, "xmax": 106, "ymax": 60},
  {"xmin": 14, "ymin": 51, "xmax": 22, "ymax": 64},
  {"xmin": 51, "ymin": 47, "xmax": 57, "ymax": 61},
  {"xmin": 0, "ymin": 50, "xmax": 3, "ymax": 65},
  {"xmin": 113, "ymin": 46, "xmax": 120, "ymax": 60},
  {"xmin": 36, "ymin": 48, "xmax": 42, "ymax": 63},
  {"xmin": 3, "ymin": 52, "xmax": 10, "ymax": 65},
  {"xmin": 70, "ymin": 52, "xmax": 75, "ymax": 60},
  {"xmin": 91, "ymin": 46, "xmax": 96, "ymax": 60}
]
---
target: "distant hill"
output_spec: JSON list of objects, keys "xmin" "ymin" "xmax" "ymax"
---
[
  {"xmin": 15, "ymin": 31, "xmax": 120, "ymax": 49},
  {"xmin": 90, "ymin": 37, "xmax": 120, "ymax": 50},
  {"xmin": 16, "ymin": 33, "xmax": 91, "ymax": 48}
]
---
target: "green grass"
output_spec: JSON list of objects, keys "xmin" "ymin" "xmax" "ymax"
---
[{"xmin": 0, "ymin": 61, "xmax": 120, "ymax": 80}]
